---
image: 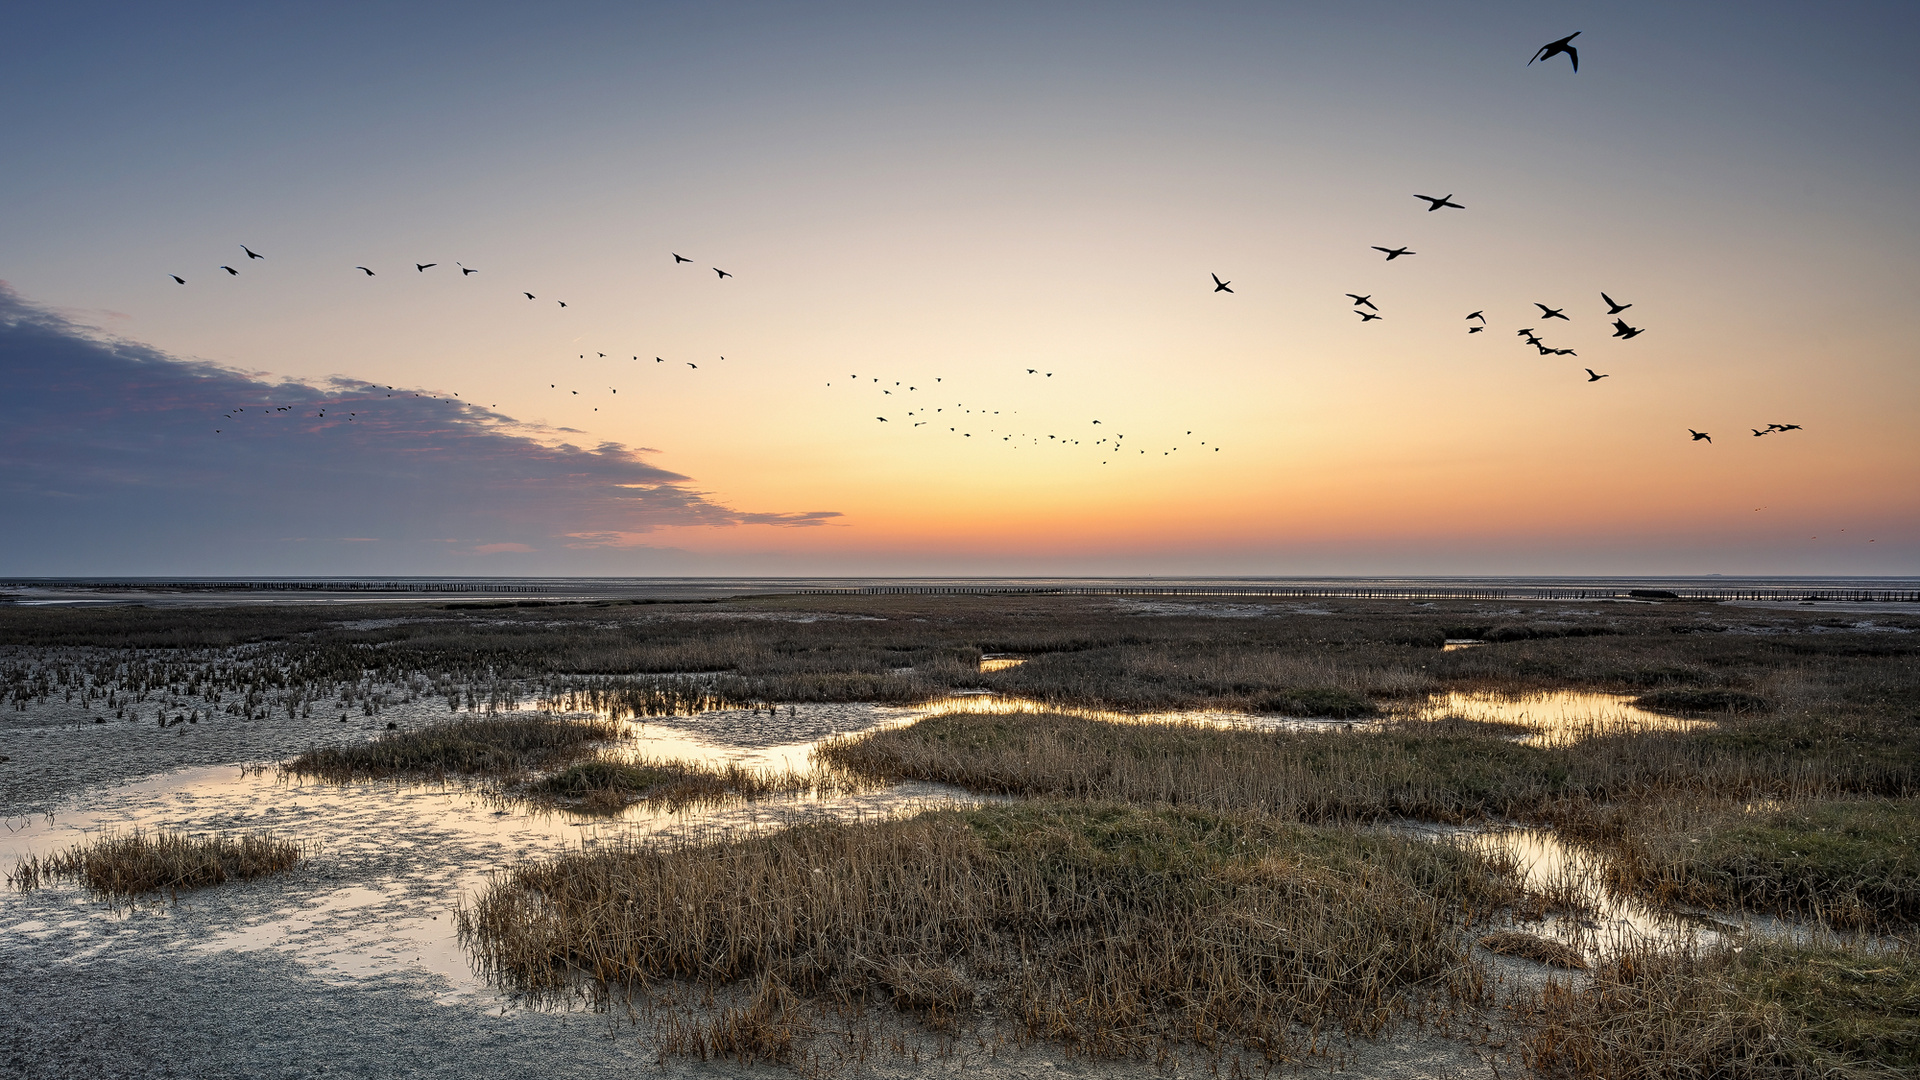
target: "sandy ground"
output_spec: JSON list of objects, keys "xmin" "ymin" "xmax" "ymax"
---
[{"xmin": 0, "ymin": 686, "xmax": 1512, "ymax": 1080}]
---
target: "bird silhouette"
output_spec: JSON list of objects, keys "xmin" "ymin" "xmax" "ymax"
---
[
  {"xmin": 558, "ymin": 301, "xmax": 567, "ymax": 308},
  {"xmin": 877, "ymin": 417, "xmax": 888, "ymax": 422},
  {"xmin": 458, "ymin": 263, "xmax": 478, "ymax": 275},
  {"xmin": 656, "ymin": 357, "xmax": 664, "ymax": 363},
  {"xmin": 1602, "ymin": 292, "xmax": 1631, "ymax": 314},
  {"xmin": 1529, "ymin": 31, "xmax": 1580, "ymax": 72},
  {"xmin": 1467, "ymin": 325, "xmax": 1484, "ymax": 334},
  {"xmin": 1355, "ymin": 310, "xmax": 1381, "ymax": 322},
  {"xmin": 1551, "ymin": 347, "xmax": 1577, "ymax": 356},
  {"xmin": 1348, "ymin": 294, "xmax": 1377, "ymax": 310},
  {"xmin": 1611, "ymin": 319, "xmax": 1645, "ymax": 339},
  {"xmin": 416, "ymin": 263, "xmax": 435, "ymax": 272},
  {"xmin": 673, "ymin": 253, "xmax": 691, "ymax": 263},
  {"xmin": 1466, "ymin": 310, "xmax": 1485, "ymax": 322},
  {"xmin": 243, "ymin": 245, "xmax": 264, "ymax": 260},
  {"xmin": 1752, "ymin": 428, "xmax": 1770, "ymax": 437},
  {"xmin": 170, "ymin": 275, "xmax": 186, "ymax": 284},
  {"xmin": 524, "ymin": 292, "xmax": 535, "ymax": 299},
  {"xmin": 1689, "ymin": 429, "xmax": 1712, "ymax": 443},
  {"xmin": 1585, "ymin": 369, "xmax": 1609, "ymax": 381},
  {"xmin": 687, "ymin": 362, "xmax": 697, "ymax": 368},
  {"xmin": 1212, "ymin": 273, "xmax": 1233, "ymax": 293},
  {"xmin": 1373, "ymin": 246, "xmax": 1415, "ymax": 260},
  {"xmin": 714, "ymin": 268, "xmax": 731, "ymax": 279},
  {"xmin": 1535, "ymin": 304, "xmax": 1569, "ymax": 320},
  {"xmin": 220, "ymin": 265, "xmax": 238, "ymax": 275},
  {"xmin": 1414, "ymin": 194, "xmax": 1464, "ymax": 211},
  {"xmin": 356, "ymin": 266, "xmax": 375, "ymax": 276},
  {"xmin": 1771, "ymin": 424, "xmax": 1802, "ymax": 432}
]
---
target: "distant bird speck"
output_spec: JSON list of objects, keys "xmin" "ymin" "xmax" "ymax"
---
[
  {"xmin": 1373, "ymin": 246, "xmax": 1414, "ymax": 260},
  {"xmin": 1212, "ymin": 273, "xmax": 1233, "ymax": 293},
  {"xmin": 1414, "ymin": 194, "xmax": 1464, "ymax": 211},
  {"xmin": 1611, "ymin": 319, "xmax": 1645, "ymax": 339},
  {"xmin": 220, "ymin": 265, "xmax": 238, "ymax": 275},
  {"xmin": 673, "ymin": 253, "xmax": 691, "ymax": 263},
  {"xmin": 1348, "ymin": 294, "xmax": 1377, "ymax": 310},
  {"xmin": 356, "ymin": 266, "xmax": 375, "ymax": 276},
  {"xmin": 170, "ymin": 275, "xmax": 186, "ymax": 284},
  {"xmin": 458, "ymin": 263, "xmax": 477, "ymax": 275},
  {"xmin": 1535, "ymin": 304, "xmax": 1569, "ymax": 320},
  {"xmin": 714, "ymin": 268, "xmax": 731, "ymax": 279},
  {"xmin": 1602, "ymin": 292, "xmax": 1632, "ymax": 314},
  {"xmin": 416, "ymin": 263, "xmax": 435, "ymax": 272},
  {"xmin": 1585, "ymin": 369, "xmax": 1609, "ymax": 382},
  {"xmin": 1689, "ymin": 429, "xmax": 1712, "ymax": 443},
  {"xmin": 242, "ymin": 245, "xmax": 264, "ymax": 260}
]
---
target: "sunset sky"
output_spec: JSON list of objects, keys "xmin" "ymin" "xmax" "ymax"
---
[{"xmin": 4, "ymin": 2, "xmax": 1916, "ymax": 576}]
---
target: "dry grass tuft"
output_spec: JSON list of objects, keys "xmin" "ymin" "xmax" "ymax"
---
[
  {"xmin": 8, "ymin": 828, "xmax": 303, "ymax": 897},
  {"xmin": 283, "ymin": 714, "xmax": 619, "ymax": 782},
  {"xmin": 458, "ymin": 801, "xmax": 1515, "ymax": 1061},
  {"xmin": 1478, "ymin": 931, "xmax": 1589, "ymax": 969}
]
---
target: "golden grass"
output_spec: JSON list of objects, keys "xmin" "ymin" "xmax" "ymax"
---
[
  {"xmin": 7, "ymin": 828, "xmax": 303, "ymax": 897},
  {"xmin": 457, "ymin": 801, "xmax": 1517, "ymax": 1062}
]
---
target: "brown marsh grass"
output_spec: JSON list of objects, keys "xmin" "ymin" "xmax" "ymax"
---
[
  {"xmin": 528, "ymin": 754, "xmax": 879, "ymax": 814},
  {"xmin": 457, "ymin": 801, "xmax": 1517, "ymax": 1062},
  {"xmin": 8, "ymin": 828, "xmax": 303, "ymax": 898},
  {"xmin": 817, "ymin": 711, "xmax": 1917, "ymax": 830},
  {"xmin": 1514, "ymin": 940, "xmax": 1920, "ymax": 1079},
  {"xmin": 282, "ymin": 714, "xmax": 620, "ymax": 782}
]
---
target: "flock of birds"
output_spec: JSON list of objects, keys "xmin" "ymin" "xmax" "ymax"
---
[
  {"xmin": 1197, "ymin": 32, "xmax": 1802, "ymax": 448},
  {"xmin": 181, "ymin": 31, "xmax": 1795, "ymax": 454}
]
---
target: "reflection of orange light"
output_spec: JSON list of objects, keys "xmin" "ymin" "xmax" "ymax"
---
[{"xmin": 978, "ymin": 656, "xmax": 1026, "ymax": 673}]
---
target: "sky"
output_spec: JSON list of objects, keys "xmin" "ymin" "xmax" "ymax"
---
[{"xmin": 3, "ymin": 1, "xmax": 1917, "ymax": 576}]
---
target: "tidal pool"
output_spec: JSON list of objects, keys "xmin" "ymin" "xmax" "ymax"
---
[{"xmin": 1405, "ymin": 690, "xmax": 1709, "ymax": 746}]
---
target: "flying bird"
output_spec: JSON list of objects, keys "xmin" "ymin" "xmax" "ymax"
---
[
  {"xmin": 1467, "ymin": 326, "xmax": 1484, "ymax": 334},
  {"xmin": 1373, "ymin": 246, "xmax": 1414, "ymax": 260},
  {"xmin": 673, "ymin": 253, "xmax": 691, "ymax": 263},
  {"xmin": 170, "ymin": 275, "xmax": 186, "ymax": 284},
  {"xmin": 524, "ymin": 292, "xmax": 535, "ymax": 299},
  {"xmin": 1529, "ymin": 31, "xmax": 1580, "ymax": 72},
  {"xmin": 714, "ymin": 267, "xmax": 731, "ymax": 279},
  {"xmin": 220, "ymin": 265, "xmax": 238, "ymax": 275},
  {"xmin": 687, "ymin": 362, "xmax": 696, "ymax": 368},
  {"xmin": 1585, "ymin": 369, "xmax": 1609, "ymax": 381},
  {"xmin": 1348, "ymin": 294, "xmax": 1377, "ymax": 310},
  {"xmin": 356, "ymin": 266, "xmax": 375, "ymax": 276},
  {"xmin": 558, "ymin": 301, "xmax": 567, "ymax": 307},
  {"xmin": 242, "ymin": 246, "xmax": 264, "ymax": 260},
  {"xmin": 1212, "ymin": 273, "xmax": 1233, "ymax": 293},
  {"xmin": 877, "ymin": 417, "xmax": 888, "ymax": 422},
  {"xmin": 1611, "ymin": 319, "xmax": 1645, "ymax": 339},
  {"xmin": 1355, "ymin": 310, "xmax": 1381, "ymax": 322},
  {"xmin": 1414, "ymin": 194, "xmax": 1464, "ymax": 211},
  {"xmin": 1771, "ymin": 423, "xmax": 1802, "ymax": 432},
  {"xmin": 1602, "ymin": 292, "xmax": 1631, "ymax": 314},
  {"xmin": 458, "ymin": 263, "xmax": 478, "ymax": 275},
  {"xmin": 416, "ymin": 263, "xmax": 435, "ymax": 272},
  {"xmin": 1466, "ymin": 311, "xmax": 1485, "ymax": 322},
  {"xmin": 1535, "ymin": 303, "xmax": 1569, "ymax": 320},
  {"xmin": 1752, "ymin": 428, "xmax": 1770, "ymax": 437},
  {"xmin": 1689, "ymin": 429, "xmax": 1712, "ymax": 443}
]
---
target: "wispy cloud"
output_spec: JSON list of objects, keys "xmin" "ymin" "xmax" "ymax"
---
[{"xmin": 0, "ymin": 285, "xmax": 838, "ymax": 573}]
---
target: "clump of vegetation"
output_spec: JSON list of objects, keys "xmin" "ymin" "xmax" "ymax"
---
[
  {"xmin": 284, "ymin": 714, "xmax": 618, "ymax": 781},
  {"xmin": 1635, "ymin": 687, "xmax": 1773, "ymax": 714},
  {"xmin": 1254, "ymin": 686, "xmax": 1377, "ymax": 718},
  {"xmin": 530, "ymin": 755, "xmax": 871, "ymax": 814},
  {"xmin": 1611, "ymin": 799, "xmax": 1920, "ymax": 927},
  {"xmin": 1478, "ymin": 931, "xmax": 1588, "ymax": 969},
  {"xmin": 818, "ymin": 710, "xmax": 1916, "ymax": 828},
  {"xmin": 8, "ymin": 829, "xmax": 303, "ymax": 898},
  {"xmin": 458, "ymin": 801, "xmax": 1515, "ymax": 1062},
  {"xmin": 1515, "ymin": 942, "xmax": 1920, "ymax": 1079}
]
